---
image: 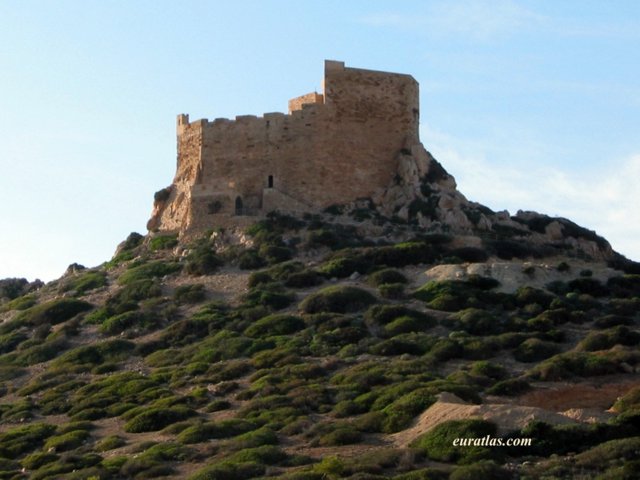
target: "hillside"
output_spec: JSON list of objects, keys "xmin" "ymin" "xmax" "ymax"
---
[{"xmin": 1, "ymin": 196, "xmax": 639, "ymax": 480}]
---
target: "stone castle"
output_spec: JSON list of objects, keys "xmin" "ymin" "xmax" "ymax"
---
[{"xmin": 148, "ymin": 60, "xmax": 432, "ymax": 234}]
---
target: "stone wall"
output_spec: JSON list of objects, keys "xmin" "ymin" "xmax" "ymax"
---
[{"xmin": 149, "ymin": 60, "xmax": 421, "ymax": 233}]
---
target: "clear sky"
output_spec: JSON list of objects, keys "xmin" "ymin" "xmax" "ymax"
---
[{"xmin": 1, "ymin": 0, "xmax": 639, "ymax": 281}]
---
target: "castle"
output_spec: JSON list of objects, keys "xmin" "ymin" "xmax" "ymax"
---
[{"xmin": 147, "ymin": 60, "xmax": 424, "ymax": 234}]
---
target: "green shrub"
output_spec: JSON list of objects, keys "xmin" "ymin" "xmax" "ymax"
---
[
  {"xmin": 0, "ymin": 277, "xmax": 30, "ymax": 301},
  {"xmin": 383, "ymin": 315, "xmax": 430, "ymax": 336},
  {"xmin": 530, "ymin": 351, "xmax": 619, "ymax": 380},
  {"xmin": 1, "ymin": 293, "xmax": 37, "ymax": 311},
  {"xmin": 413, "ymin": 278, "xmax": 499, "ymax": 312},
  {"xmin": 285, "ymin": 270, "xmax": 323, "ymax": 288},
  {"xmin": 239, "ymin": 250, "xmax": 267, "ymax": 270},
  {"xmin": 259, "ymin": 245, "xmax": 293, "ymax": 265},
  {"xmin": 226, "ymin": 445, "xmax": 288, "ymax": 465},
  {"xmin": 14, "ymin": 338, "xmax": 68, "ymax": 366},
  {"xmin": 568, "ymin": 277, "xmax": 609, "ymax": 297},
  {"xmin": 185, "ymin": 243, "xmax": 224, "ymax": 275},
  {"xmin": 450, "ymin": 461, "xmax": 511, "ymax": 480},
  {"xmin": 612, "ymin": 386, "xmax": 640, "ymax": 413},
  {"xmin": 118, "ymin": 261, "xmax": 181, "ymax": 285},
  {"xmin": 300, "ymin": 286, "xmax": 377, "ymax": 313},
  {"xmin": 174, "ymin": 284, "xmax": 207, "ymax": 304},
  {"xmin": 177, "ymin": 419, "xmax": 249, "ymax": 443},
  {"xmin": 576, "ymin": 326, "xmax": 640, "ymax": 352},
  {"xmin": 318, "ymin": 427, "xmax": 362, "ymax": 446},
  {"xmin": 124, "ymin": 406, "xmax": 196, "ymax": 433},
  {"xmin": 364, "ymin": 305, "xmax": 436, "ymax": 331},
  {"xmin": 0, "ymin": 330, "xmax": 28, "ymax": 354},
  {"xmin": 378, "ymin": 282, "xmax": 406, "ymax": 299},
  {"xmin": 244, "ymin": 283, "xmax": 295, "ymax": 310},
  {"xmin": 43, "ymin": 429, "xmax": 90, "ymax": 452},
  {"xmin": 486, "ymin": 378, "xmax": 531, "ymax": 396},
  {"xmin": 369, "ymin": 269, "xmax": 407, "ymax": 287},
  {"xmin": 21, "ymin": 451, "xmax": 58, "ymax": 470},
  {"xmin": 514, "ymin": 338, "xmax": 561, "ymax": 362},
  {"xmin": 381, "ymin": 388, "xmax": 438, "ymax": 433},
  {"xmin": 188, "ymin": 461, "xmax": 265, "ymax": 480},
  {"xmin": 61, "ymin": 271, "xmax": 107, "ymax": 295},
  {"xmin": 149, "ymin": 234, "xmax": 178, "ymax": 251},
  {"xmin": 95, "ymin": 435, "xmax": 126, "ymax": 451},
  {"xmin": 411, "ymin": 419, "xmax": 500, "ymax": 463},
  {"xmin": 226, "ymin": 426, "xmax": 278, "ymax": 450},
  {"xmin": 244, "ymin": 314, "xmax": 305, "ymax": 337},
  {"xmin": 451, "ymin": 308, "xmax": 501, "ymax": 335},
  {"xmin": 0, "ymin": 423, "xmax": 56, "ymax": 458},
  {"xmin": 594, "ymin": 314, "xmax": 634, "ymax": 328},
  {"xmin": 100, "ymin": 310, "xmax": 158, "ymax": 335},
  {"xmin": 53, "ymin": 339, "xmax": 135, "ymax": 370},
  {"xmin": 17, "ymin": 298, "xmax": 92, "ymax": 326}
]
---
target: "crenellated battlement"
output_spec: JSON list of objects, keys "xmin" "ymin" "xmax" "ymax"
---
[{"xmin": 150, "ymin": 60, "xmax": 421, "ymax": 233}]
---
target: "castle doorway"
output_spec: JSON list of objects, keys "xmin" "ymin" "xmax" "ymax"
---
[
  {"xmin": 268, "ymin": 175, "xmax": 274, "ymax": 188},
  {"xmin": 235, "ymin": 196, "xmax": 243, "ymax": 215}
]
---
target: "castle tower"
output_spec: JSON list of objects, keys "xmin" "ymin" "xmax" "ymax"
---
[{"xmin": 148, "ymin": 60, "xmax": 421, "ymax": 233}]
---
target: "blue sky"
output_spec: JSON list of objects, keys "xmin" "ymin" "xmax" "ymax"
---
[{"xmin": 1, "ymin": 0, "xmax": 639, "ymax": 281}]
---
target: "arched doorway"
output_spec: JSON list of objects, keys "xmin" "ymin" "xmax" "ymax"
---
[{"xmin": 235, "ymin": 196, "xmax": 243, "ymax": 215}]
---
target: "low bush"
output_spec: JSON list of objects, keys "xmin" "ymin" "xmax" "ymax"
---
[
  {"xmin": 576, "ymin": 326, "xmax": 640, "ymax": 352},
  {"xmin": 95, "ymin": 435, "xmax": 126, "ymax": 452},
  {"xmin": 530, "ymin": 351, "xmax": 619, "ymax": 380},
  {"xmin": 411, "ymin": 419, "xmax": 500, "ymax": 463},
  {"xmin": 149, "ymin": 234, "xmax": 178, "ymax": 251},
  {"xmin": 177, "ymin": 419, "xmax": 257, "ymax": 444},
  {"xmin": 285, "ymin": 270, "xmax": 323, "ymax": 288},
  {"xmin": 0, "ymin": 423, "xmax": 56, "ymax": 458},
  {"xmin": 43, "ymin": 429, "xmax": 90, "ymax": 452},
  {"xmin": 17, "ymin": 298, "xmax": 92, "ymax": 326},
  {"xmin": 60, "ymin": 271, "xmax": 107, "ymax": 295},
  {"xmin": 188, "ymin": 461, "xmax": 265, "ymax": 480},
  {"xmin": 100, "ymin": 310, "xmax": 158, "ymax": 335},
  {"xmin": 226, "ymin": 445, "xmax": 288, "ymax": 465},
  {"xmin": 368, "ymin": 269, "xmax": 407, "ymax": 287},
  {"xmin": 450, "ymin": 461, "xmax": 512, "ymax": 480},
  {"xmin": 612, "ymin": 386, "xmax": 640, "ymax": 413},
  {"xmin": 124, "ymin": 406, "xmax": 196, "ymax": 433},
  {"xmin": 451, "ymin": 308, "xmax": 502, "ymax": 335},
  {"xmin": 118, "ymin": 260, "xmax": 181, "ymax": 285},
  {"xmin": 53, "ymin": 339, "xmax": 135, "ymax": 370},
  {"xmin": 486, "ymin": 378, "xmax": 531, "ymax": 396},
  {"xmin": 300, "ymin": 286, "xmax": 377, "ymax": 314},
  {"xmin": 174, "ymin": 283, "xmax": 207, "ymax": 304},
  {"xmin": 318, "ymin": 427, "xmax": 362, "ymax": 446},
  {"xmin": 378, "ymin": 283, "xmax": 406, "ymax": 299},
  {"xmin": 244, "ymin": 314, "xmax": 305, "ymax": 337},
  {"xmin": 514, "ymin": 338, "xmax": 561, "ymax": 362},
  {"xmin": 185, "ymin": 243, "xmax": 224, "ymax": 275},
  {"xmin": 243, "ymin": 283, "xmax": 295, "ymax": 310},
  {"xmin": 568, "ymin": 277, "xmax": 609, "ymax": 297}
]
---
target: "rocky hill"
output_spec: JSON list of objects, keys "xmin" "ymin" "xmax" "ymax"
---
[{"xmin": 1, "ymin": 153, "xmax": 639, "ymax": 479}]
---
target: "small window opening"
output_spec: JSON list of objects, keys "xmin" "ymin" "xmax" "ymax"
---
[
  {"xmin": 268, "ymin": 175, "xmax": 274, "ymax": 188},
  {"xmin": 235, "ymin": 196, "xmax": 243, "ymax": 215}
]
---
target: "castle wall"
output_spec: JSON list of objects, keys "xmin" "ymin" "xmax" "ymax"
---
[{"xmin": 151, "ymin": 60, "xmax": 420, "ymax": 233}]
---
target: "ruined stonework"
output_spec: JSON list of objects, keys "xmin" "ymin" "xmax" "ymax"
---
[{"xmin": 148, "ymin": 60, "xmax": 422, "ymax": 233}]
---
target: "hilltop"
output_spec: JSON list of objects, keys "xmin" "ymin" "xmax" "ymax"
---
[{"xmin": 0, "ymin": 188, "xmax": 639, "ymax": 478}]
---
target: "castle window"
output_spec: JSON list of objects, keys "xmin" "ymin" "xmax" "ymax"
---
[
  {"xmin": 235, "ymin": 196, "xmax": 243, "ymax": 216},
  {"xmin": 268, "ymin": 175, "xmax": 274, "ymax": 188}
]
